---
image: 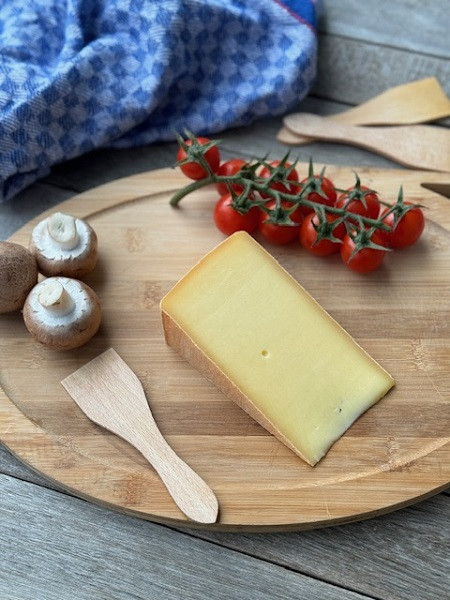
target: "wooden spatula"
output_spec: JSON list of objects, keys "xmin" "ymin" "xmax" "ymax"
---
[
  {"xmin": 61, "ymin": 348, "xmax": 219, "ymax": 524},
  {"xmin": 278, "ymin": 77, "xmax": 450, "ymax": 146},
  {"xmin": 282, "ymin": 113, "xmax": 450, "ymax": 172}
]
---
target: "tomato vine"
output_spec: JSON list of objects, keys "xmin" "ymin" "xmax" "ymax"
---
[{"xmin": 170, "ymin": 132, "xmax": 426, "ymax": 273}]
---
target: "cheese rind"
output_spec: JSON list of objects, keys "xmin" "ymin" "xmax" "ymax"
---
[{"xmin": 161, "ymin": 232, "xmax": 394, "ymax": 466}]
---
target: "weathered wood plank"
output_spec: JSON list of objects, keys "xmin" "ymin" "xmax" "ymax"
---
[
  {"xmin": 315, "ymin": 35, "xmax": 450, "ymax": 105},
  {"xmin": 181, "ymin": 493, "xmax": 450, "ymax": 600},
  {"xmin": 319, "ymin": 0, "xmax": 450, "ymax": 58},
  {"xmin": 1, "ymin": 446, "xmax": 448, "ymax": 600},
  {"xmin": 0, "ymin": 474, "xmax": 372, "ymax": 600}
]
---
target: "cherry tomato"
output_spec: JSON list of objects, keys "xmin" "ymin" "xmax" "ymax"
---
[
  {"xmin": 340, "ymin": 232, "xmax": 386, "ymax": 273},
  {"xmin": 300, "ymin": 213, "xmax": 346, "ymax": 257},
  {"xmin": 259, "ymin": 161, "xmax": 300, "ymax": 198},
  {"xmin": 379, "ymin": 203, "xmax": 425, "ymax": 248},
  {"xmin": 259, "ymin": 200, "xmax": 302, "ymax": 245},
  {"xmin": 213, "ymin": 194, "xmax": 259, "ymax": 236},
  {"xmin": 300, "ymin": 175, "xmax": 337, "ymax": 218},
  {"xmin": 176, "ymin": 137, "xmax": 220, "ymax": 180},
  {"xmin": 336, "ymin": 186, "xmax": 381, "ymax": 221},
  {"xmin": 215, "ymin": 159, "xmax": 247, "ymax": 196}
]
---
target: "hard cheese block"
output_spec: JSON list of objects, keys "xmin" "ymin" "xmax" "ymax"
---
[{"xmin": 161, "ymin": 232, "xmax": 394, "ymax": 466}]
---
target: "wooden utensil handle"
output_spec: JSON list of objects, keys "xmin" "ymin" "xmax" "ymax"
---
[
  {"xmin": 133, "ymin": 427, "xmax": 219, "ymax": 525},
  {"xmin": 283, "ymin": 113, "xmax": 450, "ymax": 171},
  {"xmin": 285, "ymin": 114, "xmax": 372, "ymax": 144}
]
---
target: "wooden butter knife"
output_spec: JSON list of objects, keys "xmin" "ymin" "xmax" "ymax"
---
[
  {"xmin": 282, "ymin": 113, "xmax": 450, "ymax": 172},
  {"xmin": 61, "ymin": 348, "xmax": 219, "ymax": 524},
  {"xmin": 278, "ymin": 77, "xmax": 450, "ymax": 146}
]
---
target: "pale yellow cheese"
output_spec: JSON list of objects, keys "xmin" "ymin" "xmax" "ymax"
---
[{"xmin": 161, "ymin": 231, "xmax": 394, "ymax": 466}]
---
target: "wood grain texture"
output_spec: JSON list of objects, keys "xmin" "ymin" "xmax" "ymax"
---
[
  {"xmin": 1, "ymin": 447, "xmax": 448, "ymax": 600},
  {"xmin": 218, "ymin": 114, "xmax": 425, "ymax": 173},
  {"xmin": 1, "ymin": 474, "xmax": 372, "ymax": 600},
  {"xmin": 319, "ymin": 0, "xmax": 450, "ymax": 58},
  {"xmin": 315, "ymin": 36, "xmax": 450, "ymax": 105},
  {"xmin": 278, "ymin": 78, "xmax": 450, "ymax": 145},
  {"xmin": 0, "ymin": 444, "xmax": 58, "ymax": 488},
  {"xmin": 0, "ymin": 3, "xmax": 448, "ymax": 598},
  {"xmin": 283, "ymin": 114, "xmax": 450, "ymax": 171},
  {"xmin": 62, "ymin": 349, "xmax": 219, "ymax": 524},
  {"xmin": 187, "ymin": 493, "xmax": 450, "ymax": 600},
  {"xmin": 321, "ymin": 77, "xmax": 450, "ymax": 124},
  {"xmin": 0, "ymin": 166, "xmax": 449, "ymax": 531}
]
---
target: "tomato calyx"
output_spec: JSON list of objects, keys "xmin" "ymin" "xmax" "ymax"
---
[
  {"xmin": 257, "ymin": 154, "xmax": 300, "ymax": 197},
  {"xmin": 344, "ymin": 222, "xmax": 389, "ymax": 262},
  {"xmin": 259, "ymin": 199, "xmax": 301, "ymax": 244},
  {"xmin": 215, "ymin": 161, "xmax": 260, "ymax": 202},
  {"xmin": 259, "ymin": 197, "xmax": 301, "ymax": 227},
  {"xmin": 300, "ymin": 159, "xmax": 333, "ymax": 203},
  {"xmin": 338, "ymin": 173, "xmax": 378, "ymax": 211},
  {"xmin": 310, "ymin": 206, "xmax": 345, "ymax": 246},
  {"xmin": 227, "ymin": 188, "xmax": 261, "ymax": 216},
  {"xmin": 230, "ymin": 160, "xmax": 259, "ymax": 185},
  {"xmin": 381, "ymin": 186, "xmax": 425, "ymax": 229},
  {"xmin": 175, "ymin": 131, "xmax": 221, "ymax": 177}
]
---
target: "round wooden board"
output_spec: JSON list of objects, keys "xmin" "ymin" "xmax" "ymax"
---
[{"xmin": 1, "ymin": 166, "xmax": 449, "ymax": 531}]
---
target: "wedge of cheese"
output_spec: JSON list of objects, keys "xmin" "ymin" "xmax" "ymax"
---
[{"xmin": 160, "ymin": 232, "xmax": 394, "ymax": 466}]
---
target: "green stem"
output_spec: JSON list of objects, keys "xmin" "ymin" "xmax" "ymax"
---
[
  {"xmin": 170, "ymin": 173, "xmax": 393, "ymax": 232},
  {"xmin": 170, "ymin": 174, "xmax": 251, "ymax": 207},
  {"xmin": 170, "ymin": 176, "xmax": 217, "ymax": 206},
  {"xmin": 272, "ymin": 189, "xmax": 392, "ymax": 231}
]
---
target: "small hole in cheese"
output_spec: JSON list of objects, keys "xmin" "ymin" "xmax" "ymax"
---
[{"xmin": 261, "ymin": 349, "xmax": 269, "ymax": 357}]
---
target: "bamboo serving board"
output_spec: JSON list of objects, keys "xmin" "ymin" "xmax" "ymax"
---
[{"xmin": 1, "ymin": 166, "xmax": 449, "ymax": 531}]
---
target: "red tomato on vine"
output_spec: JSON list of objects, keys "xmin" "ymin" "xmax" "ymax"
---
[
  {"xmin": 336, "ymin": 186, "xmax": 381, "ymax": 221},
  {"xmin": 176, "ymin": 136, "xmax": 220, "ymax": 180},
  {"xmin": 300, "ymin": 174, "xmax": 337, "ymax": 219},
  {"xmin": 215, "ymin": 159, "xmax": 247, "ymax": 196},
  {"xmin": 259, "ymin": 161, "xmax": 300, "ymax": 198},
  {"xmin": 300, "ymin": 213, "xmax": 346, "ymax": 257},
  {"xmin": 213, "ymin": 194, "xmax": 259, "ymax": 236},
  {"xmin": 379, "ymin": 203, "xmax": 425, "ymax": 248},
  {"xmin": 340, "ymin": 232, "xmax": 387, "ymax": 273},
  {"xmin": 259, "ymin": 200, "xmax": 302, "ymax": 245}
]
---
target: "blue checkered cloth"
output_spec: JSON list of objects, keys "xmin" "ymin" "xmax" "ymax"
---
[{"xmin": 0, "ymin": 0, "xmax": 317, "ymax": 201}]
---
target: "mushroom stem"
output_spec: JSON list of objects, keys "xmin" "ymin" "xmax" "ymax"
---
[
  {"xmin": 47, "ymin": 213, "xmax": 79, "ymax": 250},
  {"xmin": 38, "ymin": 280, "xmax": 75, "ymax": 316}
]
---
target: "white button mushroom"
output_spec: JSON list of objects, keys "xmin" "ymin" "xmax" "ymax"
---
[
  {"xmin": 23, "ymin": 277, "xmax": 102, "ymax": 350},
  {"xmin": 29, "ymin": 212, "xmax": 98, "ymax": 278},
  {"xmin": 0, "ymin": 242, "xmax": 38, "ymax": 313}
]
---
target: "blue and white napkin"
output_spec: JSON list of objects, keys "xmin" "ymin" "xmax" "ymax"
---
[{"xmin": 0, "ymin": 0, "xmax": 317, "ymax": 201}]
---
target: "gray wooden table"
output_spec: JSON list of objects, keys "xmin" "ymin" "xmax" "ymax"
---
[{"xmin": 1, "ymin": 2, "xmax": 449, "ymax": 599}]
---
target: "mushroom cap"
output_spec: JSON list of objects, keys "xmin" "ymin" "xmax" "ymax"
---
[
  {"xmin": 0, "ymin": 242, "xmax": 38, "ymax": 313},
  {"xmin": 23, "ymin": 277, "xmax": 102, "ymax": 350},
  {"xmin": 29, "ymin": 215, "xmax": 98, "ymax": 278}
]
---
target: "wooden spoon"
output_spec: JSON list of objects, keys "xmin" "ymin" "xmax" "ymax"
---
[
  {"xmin": 278, "ymin": 77, "xmax": 450, "ymax": 146},
  {"xmin": 61, "ymin": 348, "xmax": 219, "ymax": 524},
  {"xmin": 282, "ymin": 113, "xmax": 450, "ymax": 172}
]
